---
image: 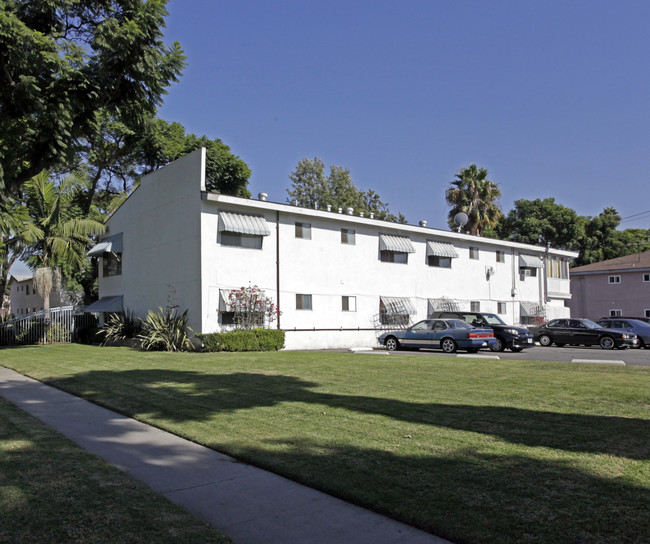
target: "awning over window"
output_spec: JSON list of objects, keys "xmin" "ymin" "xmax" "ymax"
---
[
  {"xmin": 379, "ymin": 235, "xmax": 415, "ymax": 253},
  {"xmin": 85, "ymin": 295, "xmax": 123, "ymax": 313},
  {"xmin": 520, "ymin": 301, "xmax": 544, "ymax": 316},
  {"xmin": 380, "ymin": 296, "xmax": 416, "ymax": 315},
  {"xmin": 426, "ymin": 241, "xmax": 458, "ymax": 258},
  {"xmin": 219, "ymin": 289, "xmax": 234, "ymax": 311},
  {"xmin": 218, "ymin": 212, "xmax": 270, "ymax": 236},
  {"xmin": 87, "ymin": 233, "xmax": 123, "ymax": 256},
  {"xmin": 428, "ymin": 297, "xmax": 461, "ymax": 315},
  {"xmin": 519, "ymin": 254, "xmax": 543, "ymax": 268}
]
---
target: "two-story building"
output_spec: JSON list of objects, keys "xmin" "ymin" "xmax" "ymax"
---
[
  {"xmin": 8, "ymin": 274, "xmax": 67, "ymax": 317},
  {"xmin": 88, "ymin": 149, "xmax": 577, "ymax": 349},
  {"xmin": 569, "ymin": 251, "xmax": 650, "ymax": 320}
]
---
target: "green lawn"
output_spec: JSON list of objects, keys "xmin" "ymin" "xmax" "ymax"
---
[
  {"xmin": 0, "ymin": 395, "xmax": 233, "ymax": 544},
  {"xmin": 2, "ymin": 344, "xmax": 649, "ymax": 544}
]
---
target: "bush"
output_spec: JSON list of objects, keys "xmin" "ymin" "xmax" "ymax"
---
[
  {"xmin": 138, "ymin": 307, "xmax": 193, "ymax": 352},
  {"xmin": 198, "ymin": 328, "xmax": 285, "ymax": 352},
  {"xmin": 100, "ymin": 310, "xmax": 142, "ymax": 345}
]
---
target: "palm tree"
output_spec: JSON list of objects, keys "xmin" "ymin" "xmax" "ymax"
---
[
  {"xmin": 22, "ymin": 172, "xmax": 105, "ymax": 313},
  {"xmin": 445, "ymin": 164, "xmax": 503, "ymax": 235}
]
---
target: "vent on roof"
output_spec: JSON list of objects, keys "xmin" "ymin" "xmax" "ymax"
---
[
  {"xmin": 258, "ymin": 192, "xmax": 268, "ymax": 201},
  {"xmin": 419, "ymin": 220, "xmax": 427, "ymax": 227}
]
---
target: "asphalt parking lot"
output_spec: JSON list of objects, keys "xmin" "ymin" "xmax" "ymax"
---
[{"xmin": 375, "ymin": 344, "xmax": 650, "ymax": 367}]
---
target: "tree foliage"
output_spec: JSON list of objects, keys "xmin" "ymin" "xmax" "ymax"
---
[
  {"xmin": 0, "ymin": 0, "xmax": 186, "ymax": 195},
  {"xmin": 445, "ymin": 164, "xmax": 503, "ymax": 235},
  {"xmin": 287, "ymin": 157, "xmax": 405, "ymax": 223},
  {"xmin": 497, "ymin": 198, "xmax": 584, "ymax": 250},
  {"xmin": 227, "ymin": 284, "xmax": 279, "ymax": 330}
]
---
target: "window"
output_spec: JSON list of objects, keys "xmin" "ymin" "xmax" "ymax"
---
[
  {"xmin": 520, "ymin": 267, "xmax": 537, "ymax": 278},
  {"xmin": 25, "ymin": 285, "xmax": 30, "ymax": 295},
  {"xmin": 497, "ymin": 302, "xmax": 507, "ymax": 314},
  {"xmin": 296, "ymin": 294, "xmax": 312, "ymax": 310},
  {"xmin": 546, "ymin": 256, "xmax": 569, "ymax": 279},
  {"xmin": 379, "ymin": 297, "xmax": 415, "ymax": 326},
  {"xmin": 469, "ymin": 247, "xmax": 479, "ymax": 260},
  {"xmin": 381, "ymin": 251, "xmax": 408, "ymax": 264},
  {"xmin": 102, "ymin": 253, "xmax": 122, "ymax": 276},
  {"xmin": 645, "ymin": 309, "xmax": 650, "ymax": 318},
  {"xmin": 644, "ymin": 273, "xmax": 650, "ymax": 282},
  {"xmin": 295, "ymin": 222, "xmax": 311, "ymax": 239},
  {"xmin": 427, "ymin": 255, "xmax": 452, "ymax": 268},
  {"xmin": 609, "ymin": 309, "xmax": 622, "ymax": 317},
  {"xmin": 608, "ymin": 275, "xmax": 621, "ymax": 284},
  {"xmin": 221, "ymin": 232, "xmax": 263, "ymax": 249},
  {"xmin": 341, "ymin": 228, "xmax": 355, "ymax": 245},
  {"xmin": 470, "ymin": 301, "xmax": 481, "ymax": 312},
  {"xmin": 342, "ymin": 296, "xmax": 356, "ymax": 312},
  {"xmin": 496, "ymin": 251, "xmax": 505, "ymax": 263}
]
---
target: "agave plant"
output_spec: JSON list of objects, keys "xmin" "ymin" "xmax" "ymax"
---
[
  {"xmin": 137, "ymin": 307, "xmax": 193, "ymax": 352},
  {"xmin": 100, "ymin": 311, "xmax": 142, "ymax": 345}
]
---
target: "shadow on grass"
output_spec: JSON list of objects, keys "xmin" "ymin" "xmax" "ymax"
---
[{"xmin": 45, "ymin": 369, "xmax": 650, "ymax": 460}]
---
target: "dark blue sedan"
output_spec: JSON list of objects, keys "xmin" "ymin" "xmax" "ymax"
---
[{"xmin": 378, "ymin": 319, "xmax": 496, "ymax": 353}]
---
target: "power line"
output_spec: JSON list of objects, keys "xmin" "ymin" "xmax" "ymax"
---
[{"xmin": 620, "ymin": 210, "xmax": 650, "ymax": 224}]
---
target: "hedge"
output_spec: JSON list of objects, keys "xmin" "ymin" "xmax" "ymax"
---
[{"xmin": 197, "ymin": 329, "xmax": 285, "ymax": 352}]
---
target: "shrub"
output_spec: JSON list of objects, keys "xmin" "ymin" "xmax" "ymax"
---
[
  {"xmin": 138, "ymin": 307, "xmax": 193, "ymax": 352},
  {"xmin": 198, "ymin": 328, "xmax": 285, "ymax": 352},
  {"xmin": 100, "ymin": 310, "xmax": 142, "ymax": 345}
]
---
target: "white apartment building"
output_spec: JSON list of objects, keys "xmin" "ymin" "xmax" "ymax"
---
[
  {"xmin": 88, "ymin": 148, "xmax": 577, "ymax": 349},
  {"xmin": 8, "ymin": 274, "xmax": 67, "ymax": 316}
]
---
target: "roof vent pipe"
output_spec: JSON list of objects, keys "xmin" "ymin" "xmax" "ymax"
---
[
  {"xmin": 258, "ymin": 192, "xmax": 268, "ymax": 201},
  {"xmin": 359, "ymin": 212, "xmax": 364, "ymax": 217},
  {"xmin": 326, "ymin": 204, "xmax": 332, "ymax": 212},
  {"xmin": 346, "ymin": 207, "xmax": 354, "ymax": 215},
  {"xmin": 369, "ymin": 212, "xmax": 374, "ymax": 219},
  {"xmin": 419, "ymin": 220, "xmax": 427, "ymax": 227},
  {"xmin": 338, "ymin": 208, "xmax": 343, "ymax": 214}
]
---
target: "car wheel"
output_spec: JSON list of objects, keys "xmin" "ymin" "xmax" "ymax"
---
[
  {"xmin": 538, "ymin": 334, "xmax": 552, "ymax": 347},
  {"xmin": 385, "ymin": 336, "xmax": 400, "ymax": 351},
  {"xmin": 441, "ymin": 338, "xmax": 457, "ymax": 353},
  {"xmin": 599, "ymin": 336, "xmax": 615, "ymax": 350},
  {"xmin": 489, "ymin": 337, "xmax": 505, "ymax": 352},
  {"xmin": 510, "ymin": 347, "xmax": 523, "ymax": 352}
]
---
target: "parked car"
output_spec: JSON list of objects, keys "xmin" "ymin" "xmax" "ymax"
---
[
  {"xmin": 428, "ymin": 311, "xmax": 535, "ymax": 352},
  {"xmin": 599, "ymin": 316, "xmax": 650, "ymax": 325},
  {"xmin": 596, "ymin": 318, "xmax": 650, "ymax": 349},
  {"xmin": 530, "ymin": 318, "xmax": 639, "ymax": 350},
  {"xmin": 378, "ymin": 319, "xmax": 496, "ymax": 353}
]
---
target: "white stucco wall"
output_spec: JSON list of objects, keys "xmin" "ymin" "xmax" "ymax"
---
[{"xmin": 99, "ymin": 149, "xmax": 205, "ymax": 331}]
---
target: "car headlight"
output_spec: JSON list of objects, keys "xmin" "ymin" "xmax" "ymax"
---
[{"xmin": 504, "ymin": 328, "xmax": 519, "ymax": 335}]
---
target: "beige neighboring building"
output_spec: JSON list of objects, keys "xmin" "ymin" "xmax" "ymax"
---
[
  {"xmin": 569, "ymin": 252, "xmax": 650, "ymax": 320},
  {"xmin": 8, "ymin": 274, "xmax": 69, "ymax": 317}
]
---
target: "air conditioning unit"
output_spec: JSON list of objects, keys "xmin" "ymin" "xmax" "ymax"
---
[{"xmin": 521, "ymin": 269, "xmax": 532, "ymax": 277}]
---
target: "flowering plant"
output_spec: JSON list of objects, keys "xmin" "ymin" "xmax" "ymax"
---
[{"xmin": 227, "ymin": 284, "xmax": 280, "ymax": 330}]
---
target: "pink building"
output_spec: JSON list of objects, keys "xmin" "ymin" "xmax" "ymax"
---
[{"xmin": 569, "ymin": 252, "xmax": 650, "ymax": 320}]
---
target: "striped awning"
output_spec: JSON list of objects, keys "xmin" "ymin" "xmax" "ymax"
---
[
  {"xmin": 219, "ymin": 289, "xmax": 233, "ymax": 311},
  {"xmin": 519, "ymin": 254, "xmax": 543, "ymax": 268},
  {"xmin": 88, "ymin": 233, "xmax": 123, "ymax": 256},
  {"xmin": 426, "ymin": 241, "xmax": 458, "ymax": 258},
  {"xmin": 85, "ymin": 295, "xmax": 123, "ymax": 313},
  {"xmin": 380, "ymin": 296, "xmax": 416, "ymax": 315},
  {"xmin": 520, "ymin": 301, "xmax": 544, "ymax": 316},
  {"xmin": 379, "ymin": 235, "xmax": 415, "ymax": 253},
  {"xmin": 218, "ymin": 212, "xmax": 270, "ymax": 236}
]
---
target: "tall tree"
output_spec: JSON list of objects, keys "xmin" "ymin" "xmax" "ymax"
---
[
  {"xmin": 497, "ymin": 197, "xmax": 584, "ymax": 250},
  {"xmin": 0, "ymin": 0, "xmax": 186, "ymax": 196},
  {"xmin": 21, "ymin": 172, "xmax": 105, "ymax": 312},
  {"xmin": 287, "ymin": 157, "xmax": 405, "ymax": 223},
  {"xmin": 445, "ymin": 165, "xmax": 502, "ymax": 235}
]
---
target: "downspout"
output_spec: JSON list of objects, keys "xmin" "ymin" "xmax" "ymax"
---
[{"xmin": 276, "ymin": 210, "xmax": 281, "ymax": 329}]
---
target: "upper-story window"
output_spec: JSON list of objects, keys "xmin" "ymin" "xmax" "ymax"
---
[
  {"xmin": 379, "ymin": 234, "xmax": 414, "ymax": 264},
  {"xmin": 103, "ymin": 253, "xmax": 122, "ymax": 277},
  {"xmin": 546, "ymin": 256, "xmax": 569, "ymax": 279},
  {"xmin": 426, "ymin": 241, "xmax": 458, "ymax": 268},
  {"xmin": 469, "ymin": 247, "xmax": 479, "ymax": 260},
  {"xmin": 341, "ymin": 228, "xmax": 355, "ymax": 245},
  {"xmin": 88, "ymin": 232, "xmax": 124, "ymax": 277},
  {"xmin": 218, "ymin": 212, "xmax": 270, "ymax": 249},
  {"xmin": 519, "ymin": 254, "xmax": 542, "ymax": 278},
  {"xmin": 496, "ymin": 250, "xmax": 505, "ymax": 263},
  {"xmin": 295, "ymin": 222, "xmax": 311, "ymax": 239},
  {"xmin": 643, "ymin": 273, "xmax": 650, "ymax": 282},
  {"xmin": 608, "ymin": 275, "xmax": 621, "ymax": 284}
]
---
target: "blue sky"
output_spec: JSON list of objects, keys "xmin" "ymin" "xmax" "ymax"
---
[{"xmin": 155, "ymin": 0, "xmax": 650, "ymax": 232}]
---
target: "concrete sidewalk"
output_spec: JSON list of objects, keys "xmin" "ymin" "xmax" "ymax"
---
[{"xmin": 0, "ymin": 366, "xmax": 451, "ymax": 544}]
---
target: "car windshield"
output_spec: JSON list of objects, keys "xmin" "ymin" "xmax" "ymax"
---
[
  {"xmin": 582, "ymin": 319, "xmax": 602, "ymax": 329},
  {"xmin": 482, "ymin": 313, "xmax": 506, "ymax": 325},
  {"xmin": 447, "ymin": 319, "xmax": 471, "ymax": 329}
]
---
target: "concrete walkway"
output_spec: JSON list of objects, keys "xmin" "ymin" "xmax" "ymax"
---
[{"xmin": 0, "ymin": 366, "xmax": 451, "ymax": 544}]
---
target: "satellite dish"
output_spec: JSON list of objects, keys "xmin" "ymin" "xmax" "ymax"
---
[{"xmin": 454, "ymin": 212, "xmax": 468, "ymax": 232}]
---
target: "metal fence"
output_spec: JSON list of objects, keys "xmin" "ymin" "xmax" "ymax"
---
[{"xmin": 0, "ymin": 306, "xmax": 97, "ymax": 345}]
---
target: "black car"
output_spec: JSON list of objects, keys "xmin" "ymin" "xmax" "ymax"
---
[
  {"xmin": 531, "ymin": 318, "xmax": 639, "ymax": 350},
  {"xmin": 428, "ymin": 311, "xmax": 535, "ymax": 352}
]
